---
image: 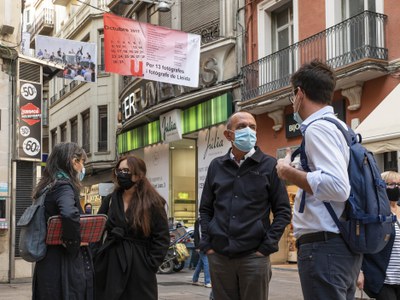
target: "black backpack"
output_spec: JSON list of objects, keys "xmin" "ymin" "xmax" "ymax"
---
[
  {"xmin": 17, "ymin": 185, "xmax": 51, "ymax": 262},
  {"xmin": 292, "ymin": 117, "xmax": 395, "ymax": 254}
]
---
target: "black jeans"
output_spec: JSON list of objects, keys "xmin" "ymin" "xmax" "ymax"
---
[
  {"xmin": 376, "ymin": 284, "xmax": 400, "ymax": 300},
  {"xmin": 208, "ymin": 252, "xmax": 271, "ymax": 300}
]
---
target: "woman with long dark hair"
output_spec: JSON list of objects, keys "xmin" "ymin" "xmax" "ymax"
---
[
  {"xmin": 94, "ymin": 155, "xmax": 170, "ymax": 300},
  {"xmin": 33, "ymin": 142, "xmax": 92, "ymax": 300}
]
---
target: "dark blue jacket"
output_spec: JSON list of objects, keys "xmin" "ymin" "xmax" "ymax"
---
[
  {"xmin": 362, "ymin": 225, "xmax": 395, "ymax": 297},
  {"xmin": 199, "ymin": 147, "xmax": 291, "ymax": 257}
]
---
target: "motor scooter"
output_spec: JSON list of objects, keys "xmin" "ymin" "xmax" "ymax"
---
[{"xmin": 158, "ymin": 227, "xmax": 191, "ymax": 274}]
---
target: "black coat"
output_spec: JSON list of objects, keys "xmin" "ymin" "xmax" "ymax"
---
[
  {"xmin": 33, "ymin": 180, "xmax": 94, "ymax": 300},
  {"xmin": 94, "ymin": 190, "xmax": 170, "ymax": 300},
  {"xmin": 199, "ymin": 147, "xmax": 292, "ymax": 257}
]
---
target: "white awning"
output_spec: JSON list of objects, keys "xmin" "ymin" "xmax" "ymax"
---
[
  {"xmin": 18, "ymin": 53, "xmax": 63, "ymax": 83},
  {"xmin": 355, "ymin": 83, "xmax": 400, "ymax": 153}
]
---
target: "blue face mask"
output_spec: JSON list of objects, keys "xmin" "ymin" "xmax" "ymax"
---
[
  {"xmin": 293, "ymin": 112, "xmax": 303, "ymax": 125},
  {"xmin": 79, "ymin": 167, "xmax": 85, "ymax": 181},
  {"xmin": 233, "ymin": 127, "xmax": 257, "ymax": 152}
]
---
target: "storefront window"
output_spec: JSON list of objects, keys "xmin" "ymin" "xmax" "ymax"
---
[
  {"xmin": 170, "ymin": 139, "xmax": 196, "ymax": 227},
  {"xmin": 384, "ymin": 151, "xmax": 398, "ymax": 171}
]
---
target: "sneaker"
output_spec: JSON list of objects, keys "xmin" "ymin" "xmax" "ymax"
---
[
  {"xmin": 205, "ymin": 283, "xmax": 212, "ymax": 288},
  {"xmin": 192, "ymin": 281, "xmax": 202, "ymax": 286}
]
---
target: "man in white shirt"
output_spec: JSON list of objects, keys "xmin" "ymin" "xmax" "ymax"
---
[{"xmin": 276, "ymin": 60, "xmax": 362, "ymax": 300}]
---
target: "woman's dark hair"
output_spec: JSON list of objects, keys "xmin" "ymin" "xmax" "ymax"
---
[
  {"xmin": 33, "ymin": 142, "xmax": 87, "ymax": 198},
  {"xmin": 291, "ymin": 59, "xmax": 336, "ymax": 104},
  {"xmin": 113, "ymin": 155, "xmax": 167, "ymax": 236}
]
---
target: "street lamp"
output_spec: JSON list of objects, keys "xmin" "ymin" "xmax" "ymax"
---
[{"xmin": 123, "ymin": 0, "xmax": 172, "ymax": 12}]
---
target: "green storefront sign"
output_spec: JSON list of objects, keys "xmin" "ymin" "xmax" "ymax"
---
[{"xmin": 118, "ymin": 93, "xmax": 233, "ymax": 154}]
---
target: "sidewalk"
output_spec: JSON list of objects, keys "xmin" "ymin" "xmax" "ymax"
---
[{"xmin": 0, "ymin": 264, "xmax": 301, "ymax": 300}]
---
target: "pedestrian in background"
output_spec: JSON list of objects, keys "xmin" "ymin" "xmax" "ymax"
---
[
  {"xmin": 357, "ymin": 171, "xmax": 400, "ymax": 299},
  {"xmin": 84, "ymin": 202, "xmax": 92, "ymax": 214},
  {"xmin": 94, "ymin": 155, "xmax": 170, "ymax": 300},
  {"xmin": 32, "ymin": 142, "xmax": 92, "ymax": 300},
  {"xmin": 276, "ymin": 60, "xmax": 362, "ymax": 300},
  {"xmin": 192, "ymin": 218, "xmax": 211, "ymax": 288},
  {"xmin": 200, "ymin": 111, "xmax": 291, "ymax": 300}
]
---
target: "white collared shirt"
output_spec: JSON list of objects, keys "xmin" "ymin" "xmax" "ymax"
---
[
  {"xmin": 293, "ymin": 106, "xmax": 350, "ymax": 238},
  {"xmin": 229, "ymin": 147, "xmax": 256, "ymax": 166}
]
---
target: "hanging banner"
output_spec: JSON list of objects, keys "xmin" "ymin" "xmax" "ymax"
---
[
  {"xmin": 103, "ymin": 14, "xmax": 201, "ymax": 88},
  {"xmin": 17, "ymin": 81, "xmax": 42, "ymax": 160},
  {"xmin": 35, "ymin": 35, "xmax": 97, "ymax": 83}
]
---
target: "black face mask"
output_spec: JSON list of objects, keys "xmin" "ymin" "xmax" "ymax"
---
[
  {"xmin": 386, "ymin": 187, "xmax": 400, "ymax": 202},
  {"xmin": 117, "ymin": 173, "xmax": 136, "ymax": 190}
]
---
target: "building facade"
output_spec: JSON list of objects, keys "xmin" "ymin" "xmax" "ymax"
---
[
  {"xmin": 114, "ymin": 0, "xmax": 244, "ymax": 232},
  {"xmin": 242, "ymin": 0, "xmax": 400, "ymax": 261},
  {"xmin": 0, "ymin": 0, "xmax": 22, "ymax": 282}
]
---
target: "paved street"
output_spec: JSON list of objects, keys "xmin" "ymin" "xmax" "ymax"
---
[{"xmin": 0, "ymin": 265, "xmax": 369, "ymax": 299}]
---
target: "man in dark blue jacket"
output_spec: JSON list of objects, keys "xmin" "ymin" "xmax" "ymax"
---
[{"xmin": 199, "ymin": 111, "xmax": 291, "ymax": 300}]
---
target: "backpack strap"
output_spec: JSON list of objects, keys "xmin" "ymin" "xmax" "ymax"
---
[
  {"xmin": 34, "ymin": 184, "xmax": 53, "ymax": 205},
  {"xmin": 291, "ymin": 117, "xmax": 350, "ymax": 213}
]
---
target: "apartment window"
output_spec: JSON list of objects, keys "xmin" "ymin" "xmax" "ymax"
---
[
  {"xmin": 70, "ymin": 117, "xmax": 78, "ymax": 144},
  {"xmin": 98, "ymin": 106, "xmax": 108, "ymax": 152},
  {"xmin": 81, "ymin": 110, "xmax": 90, "ymax": 153},
  {"xmin": 98, "ymin": 30, "xmax": 105, "ymax": 72},
  {"xmin": 271, "ymin": 3, "xmax": 294, "ymax": 81},
  {"xmin": 60, "ymin": 123, "xmax": 67, "ymax": 142},
  {"xmin": 51, "ymin": 129, "xmax": 57, "ymax": 150},
  {"xmin": 342, "ymin": 0, "xmax": 376, "ymax": 18},
  {"xmin": 26, "ymin": 9, "xmax": 30, "ymax": 25},
  {"xmin": 341, "ymin": 0, "xmax": 377, "ymax": 61},
  {"xmin": 42, "ymin": 99, "xmax": 48, "ymax": 126}
]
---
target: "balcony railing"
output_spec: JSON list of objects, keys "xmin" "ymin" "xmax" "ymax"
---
[
  {"xmin": 27, "ymin": 8, "xmax": 55, "ymax": 37},
  {"xmin": 241, "ymin": 11, "xmax": 388, "ymax": 102}
]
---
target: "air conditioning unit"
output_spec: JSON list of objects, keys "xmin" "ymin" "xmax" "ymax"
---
[{"xmin": 0, "ymin": 24, "xmax": 15, "ymax": 36}]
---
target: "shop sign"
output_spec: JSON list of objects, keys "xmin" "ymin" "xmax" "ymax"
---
[
  {"xmin": 21, "ymin": 103, "xmax": 41, "ymax": 125},
  {"xmin": 122, "ymin": 56, "xmax": 219, "ymax": 123},
  {"xmin": 285, "ymin": 114, "xmax": 302, "ymax": 138},
  {"xmin": 144, "ymin": 144, "xmax": 169, "ymax": 202},
  {"xmin": 160, "ymin": 109, "xmax": 182, "ymax": 143},
  {"xmin": 17, "ymin": 81, "xmax": 42, "ymax": 160},
  {"xmin": 197, "ymin": 124, "xmax": 231, "ymax": 201}
]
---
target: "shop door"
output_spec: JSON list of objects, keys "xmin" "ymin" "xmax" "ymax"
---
[{"xmin": 170, "ymin": 139, "xmax": 196, "ymax": 227}]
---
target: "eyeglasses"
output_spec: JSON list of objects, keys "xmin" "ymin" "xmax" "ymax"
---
[
  {"xmin": 115, "ymin": 168, "xmax": 131, "ymax": 175},
  {"xmin": 289, "ymin": 87, "xmax": 300, "ymax": 104},
  {"xmin": 386, "ymin": 182, "xmax": 400, "ymax": 188}
]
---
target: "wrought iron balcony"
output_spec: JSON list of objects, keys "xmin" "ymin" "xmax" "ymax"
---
[{"xmin": 241, "ymin": 11, "xmax": 388, "ymax": 102}]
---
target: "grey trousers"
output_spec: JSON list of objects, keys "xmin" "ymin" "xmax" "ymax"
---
[{"xmin": 207, "ymin": 252, "xmax": 272, "ymax": 300}]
